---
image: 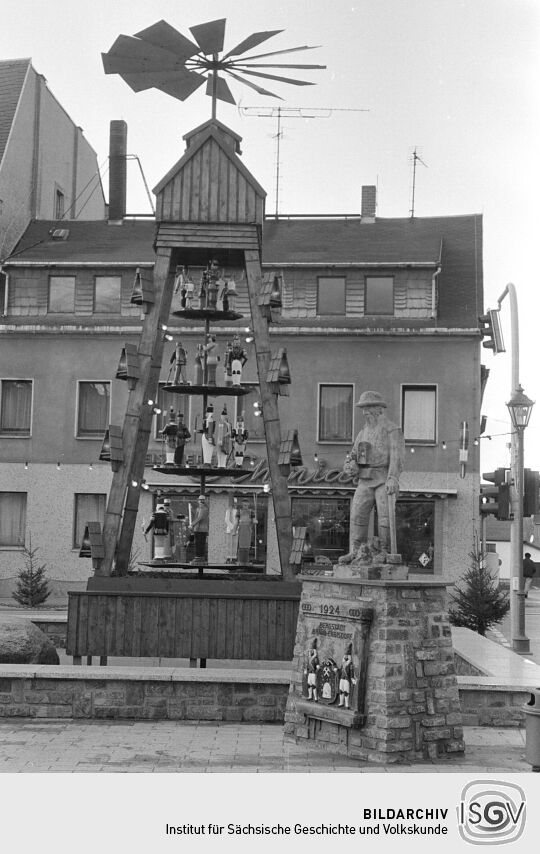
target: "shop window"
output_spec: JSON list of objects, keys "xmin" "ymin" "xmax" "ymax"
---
[
  {"xmin": 236, "ymin": 383, "xmax": 265, "ymax": 442},
  {"xmin": 402, "ymin": 385, "xmax": 437, "ymax": 443},
  {"xmin": 317, "ymin": 277, "xmax": 346, "ymax": 314},
  {"xmin": 234, "ymin": 492, "xmax": 268, "ymax": 564},
  {"xmin": 77, "ymin": 381, "xmax": 110, "ymax": 437},
  {"xmin": 162, "ymin": 493, "xmax": 268, "ymax": 565},
  {"xmin": 0, "ymin": 380, "xmax": 32, "ymax": 436},
  {"xmin": 292, "ymin": 497, "xmax": 350, "ymax": 564},
  {"xmin": 0, "ymin": 492, "xmax": 26, "ymax": 547},
  {"xmin": 365, "ymin": 276, "xmax": 394, "ymax": 314},
  {"xmin": 48, "ymin": 276, "xmax": 75, "ymax": 313},
  {"xmin": 396, "ymin": 500, "xmax": 435, "ymax": 572},
  {"xmin": 318, "ymin": 384, "xmax": 353, "ymax": 442},
  {"xmin": 73, "ymin": 493, "xmax": 106, "ymax": 549},
  {"xmin": 94, "ymin": 276, "xmax": 121, "ymax": 313}
]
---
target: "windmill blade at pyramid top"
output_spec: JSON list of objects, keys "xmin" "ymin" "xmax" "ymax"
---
[
  {"xmin": 189, "ymin": 18, "xmax": 226, "ymax": 54},
  {"xmin": 101, "ymin": 19, "xmax": 325, "ymax": 117},
  {"xmin": 231, "ymin": 44, "xmax": 322, "ymax": 62},
  {"xmin": 122, "ymin": 69, "xmax": 206, "ymax": 101},
  {"xmin": 134, "ymin": 20, "xmax": 200, "ymax": 58},
  {"xmin": 239, "ymin": 69, "xmax": 316, "ymax": 87},
  {"xmin": 102, "ymin": 34, "xmax": 191, "ymax": 73},
  {"xmin": 206, "ymin": 75, "xmax": 236, "ymax": 105},
  {"xmin": 225, "ymin": 69, "xmax": 283, "ymax": 100},
  {"xmin": 234, "ymin": 63, "xmax": 327, "ymax": 70},
  {"xmin": 222, "ymin": 29, "xmax": 284, "ymax": 60}
]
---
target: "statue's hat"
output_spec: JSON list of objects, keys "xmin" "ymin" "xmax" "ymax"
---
[{"xmin": 355, "ymin": 390, "xmax": 387, "ymax": 408}]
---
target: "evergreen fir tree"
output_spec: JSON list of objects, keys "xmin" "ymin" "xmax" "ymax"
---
[
  {"xmin": 448, "ymin": 539, "xmax": 509, "ymax": 636},
  {"xmin": 12, "ymin": 536, "xmax": 50, "ymax": 607}
]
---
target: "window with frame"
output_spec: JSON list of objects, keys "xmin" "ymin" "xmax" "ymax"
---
[
  {"xmin": 395, "ymin": 500, "xmax": 435, "ymax": 573},
  {"xmin": 317, "ymin": 277, "xmax": 346, "ymax": 315},
  {"xmin": 402, "ymin": 385, "xmax": 437, "ymax": 444},
  {"xmin": 73, "ymin": 493, "xmax": 106, "ymax": 549},
  {"xmin": 48, "ymin": 276, "xmax": 75, "ymax": 313},
  {"xmin": 154, "ymin": 383, "xmax": 190, "ymax": 438},
  {"xmin": 0, "ymin": 492, "xmax": 26, "ymax": 547},
  {"xmin": 292, "ymin": 497, "xmax": 350, "ymax": 563},
  {"xmin": 365, "ymin": 276, "xmax": 394, "ymax": 314},
  {"xmin": 94, "ymin": 276, "xmax": 121, "ymax": 313},
  {"xmin": 0, "ymin": 380, "xmax": 32, "ymax": 435},
  {"xmin": 54, "ymin": 188, "xmax": 65, "ymax": 220},
  {"xmin": 318, "ymin": 384, "xmax": 353, "ymax": 442},
  {"xmin": 77, "ymin": 381, "xmax": 110, "ymax": 437}
]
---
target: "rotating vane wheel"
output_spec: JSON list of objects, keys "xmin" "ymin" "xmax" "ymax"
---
[{"xmin": 102, "ymin": 18, "xmax": 325, "ymax": 118}]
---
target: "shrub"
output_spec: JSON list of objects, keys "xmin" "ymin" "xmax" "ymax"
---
[
  {"xmin": 448, "ymin": 538, "xmax": 509, "ymax": 636},
  {"xmin": 12, "ymin": 536, "xmax": 50, "ymax": 607}
]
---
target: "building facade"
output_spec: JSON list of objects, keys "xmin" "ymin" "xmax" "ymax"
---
[
  {"xmin": 0, "ymin": 126, "xmax": 484, "ymax": 599},
  {"xmin": 0, "ymin": 58, "xmax": 105, "ymax": 263}
]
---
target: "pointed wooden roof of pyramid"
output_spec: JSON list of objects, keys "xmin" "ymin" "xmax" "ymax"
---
[{"xmin": 154, "ymin": 119, "xmax": 266, "ymax": 225}]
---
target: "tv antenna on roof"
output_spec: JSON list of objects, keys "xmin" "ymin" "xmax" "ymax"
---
[
  {"xmin": 101, "ymin": 18, "xmax": 326, "ymax": 120},
  {"xmin": 240, "ymin": 105, "xmax": 370, "ymax": 217},
  {"xmin": 410, "ymin": 147, "xmax": 428, "ymax": 219}
]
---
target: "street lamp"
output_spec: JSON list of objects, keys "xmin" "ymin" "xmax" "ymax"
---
[{"xmin": 506, "ymin": 384, "xmax": 535, "ymax": 653}]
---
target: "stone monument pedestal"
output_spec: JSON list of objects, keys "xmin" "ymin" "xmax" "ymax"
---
[{"xmin": 284, "ymin": 571, "xmax": 464, "ymax": 764}]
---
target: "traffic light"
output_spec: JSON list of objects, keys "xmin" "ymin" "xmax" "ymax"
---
[
  {"xmin": 478, "ymin": 309, "xmax": 505, "ymax": 354},
  {"xmin": 523, "ymin": 469, "xmax": 540, "ymax": 517},
  {"xmin": 480, "ymin": 469, "xmax": 511, "ymax": 520}
]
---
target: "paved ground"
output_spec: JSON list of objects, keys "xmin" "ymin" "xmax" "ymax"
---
[
  {"xmin": 488, "ymin": 587, "xmax": 540, "ymax": 661},
  {"xmin": 0, "ymin": 589, "xmax": 539, "ymax": 774},
  {"xmin": 0, "ymin": 720, "xmax": 531, "ymax": 773}
]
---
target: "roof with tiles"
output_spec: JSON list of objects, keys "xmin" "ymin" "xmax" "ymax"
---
[
  {"xmin": 6, "ymin": 212, "xmax": 482, "ymax": 327},
  {"xmin": 0, "ymin": 58, "xmax": 31, "ymax": 167}
]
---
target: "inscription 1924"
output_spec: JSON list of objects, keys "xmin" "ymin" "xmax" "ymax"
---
[{"xmin": 301, "ymin": 598, "xmax": 370, "ymax": 622}]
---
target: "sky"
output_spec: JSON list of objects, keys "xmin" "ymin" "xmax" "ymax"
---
[{"xmin": 1, "ymin": 0, "xmax": 539, "ymax": 475}]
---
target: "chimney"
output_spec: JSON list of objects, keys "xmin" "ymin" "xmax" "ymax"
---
[
  {"xmin": 361, "ymin": 185, "xmax": 376, "ymax": 223},
  {"xmin": 109, "ymin": 120, "xmax": 127, "ymax": 222}
]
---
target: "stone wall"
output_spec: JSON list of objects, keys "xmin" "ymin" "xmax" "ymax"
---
[
  {"xmin": 0, "ymin": 666, "xmax": 286, "ymax": 722},
  {"xmin": 459, "ymin": 680, "xmax": 532, "ymax": 727},
  {"xmin": 0, "ymin": 665, "xmax": 531, "ymax": 727}
]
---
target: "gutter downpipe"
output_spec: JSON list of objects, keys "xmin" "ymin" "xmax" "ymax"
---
[
  {"xmin": 431, "ymin": 265, "xmax": 441, "ymax": 319},
  {"xmin": 498, "ymin": 282, "xmax": 529, "ymax": 653}
]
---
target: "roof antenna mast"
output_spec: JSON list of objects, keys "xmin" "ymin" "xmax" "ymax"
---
[
  {"xmin": 240, "ymin": 106, "xmax": 369, "ymax": 217},
  {"xmin": 410, "ymin": 147, "xmax": 428, "ymax": 219}
]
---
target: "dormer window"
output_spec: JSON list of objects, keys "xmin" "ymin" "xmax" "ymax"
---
[
  {"xmin": 365, "ymin": 276, "xmax": 394, "ymax": 314},
  {"xmin": 317, "ymin": 276, "xmax": 346, "ymax": 314},
  {"xmin": 50, "ymin": 228, "xmax": 70, "ymax": 240}
]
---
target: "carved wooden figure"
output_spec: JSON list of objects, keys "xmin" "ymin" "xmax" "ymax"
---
[
  {"xmin": 144, "ymin": 502, "xmax": 172, "ymax": 560},
  {"xmin": 225, "ymin": 494, "xmax": 239, "ymax": 564},
  {"xmin": 203, "ymin": 334, "xmax": 219, "ymax": 385},
  {"xmin": 216, "ymin": 405, "xmax": 232, "ymax": 467},
  {"xmin": 201, "ymin": 404, "xmax": 215, "ymax": 465},
  {"xmin": 237, "ymin": 498, "xmax": 255, "ymax": 564},
  {"xmin": 160, "ymin": 408, "xmax": 178, "ymax": 465}
]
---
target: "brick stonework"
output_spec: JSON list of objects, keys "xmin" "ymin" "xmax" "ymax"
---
[
  {"xmin": 0, "ymin": 669, "xmax": 286, "ymax": 722},
  {"xmin": 284, "ymin": 576, "xmax": 464, "ymax": 763},
  {"xmin": 0, "ymin": 666, "xmax": 530, "ymax": 729}
]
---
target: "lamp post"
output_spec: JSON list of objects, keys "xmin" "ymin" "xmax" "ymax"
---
[{"xmin": 506, "ymin": 384, "xmax": 535, "ymax": 653}]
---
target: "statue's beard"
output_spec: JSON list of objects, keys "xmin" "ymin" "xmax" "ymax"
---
[{"xmin": 363, "ymin": 411, "xmax": 378, "ymax": 426}]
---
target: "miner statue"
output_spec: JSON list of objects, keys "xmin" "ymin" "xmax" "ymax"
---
[{"xmin": 339, "ymin": 390, "xmax": 405, "ymax": 563}]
